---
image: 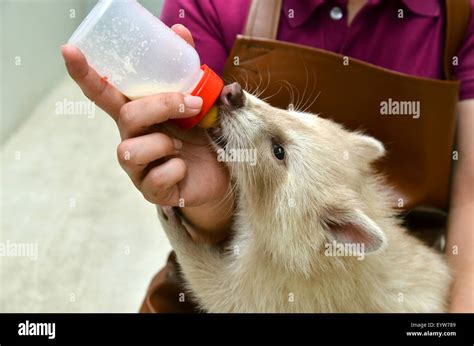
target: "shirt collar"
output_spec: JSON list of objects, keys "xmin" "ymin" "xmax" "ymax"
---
[
  {"xmin": 283, "ymin": 0, "xmax": 441, "ymax": 28},
  {"xmin": 401, "ymin": 0, "xmax": 441, "ymax": 17}
]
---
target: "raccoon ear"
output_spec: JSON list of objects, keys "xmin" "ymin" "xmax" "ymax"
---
[
  {"xmin": 325, "ymin": 208, "xmax": 387, "ymax": 254},
  {"xmin": 354, "ymin": 134, "xmax": 385, "ymax": 162}
]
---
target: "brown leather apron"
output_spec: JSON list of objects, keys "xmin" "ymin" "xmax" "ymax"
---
[{"xmin": 140, "ymin": 0, "xmax": 470, "ymax": 313}]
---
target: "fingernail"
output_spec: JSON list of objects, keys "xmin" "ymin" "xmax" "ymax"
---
[
  {"xmin": 172, "ymin": 138, "xmax": 183, "ymax": 150},
  {"xmin": 184, "ymin": 96, "xmax": 203, "ymax": 110},
  {"xmin": 172, "ymin": 24, "xmax": 185, "ymax": 30}
]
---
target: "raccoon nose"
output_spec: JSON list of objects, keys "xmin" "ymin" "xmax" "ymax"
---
[{"xmin": 220, "ymin": 82, "xmax": 245, "ymax": 109}]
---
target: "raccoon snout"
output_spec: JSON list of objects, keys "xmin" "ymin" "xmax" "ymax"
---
[{"xmin": 220, "ymin": 82, "xmax": 245, "ymax": 109}]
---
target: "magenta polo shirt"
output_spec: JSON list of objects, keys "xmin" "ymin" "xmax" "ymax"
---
[{"xmin": 161, "ymin": 0, "xmax": 474, "ymax": 101}]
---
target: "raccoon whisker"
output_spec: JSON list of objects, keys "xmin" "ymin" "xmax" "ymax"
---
[
  {"xmin": 255, "ymin": 68, "xmax": 264, "ymax": 97},
  {"xmin": 301, "ymin": 62, "xmax": 317, "ymax": 112},
  {"xmin": 261, "ymin": 84, "xmax": 284, "ymax": 103},
  {"xmin": 300, "ymin": 67, "xmax": 320, "ymax": 113},
  {"xmin": 240, "ymin": 69, "xmax": 250, "ymax": 94},
  {"xmin": 253, "ymin": 68, "xmax": 271, "ymax": 100},
  {"xmin": 302, "ymin": 90, "xmax": 321, "ymax": 113},
  {"xmin": 279, "ymin": 80, "xmax": 296, "ymax": 110},
  {"xmin": 295, "ymin": 57, "xmax": 310, "ymax": 112}
]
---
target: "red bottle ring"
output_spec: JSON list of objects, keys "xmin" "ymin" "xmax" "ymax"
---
[{"xmin": 171, "ymin": 64, "xmax": 224, "ymax": 130}]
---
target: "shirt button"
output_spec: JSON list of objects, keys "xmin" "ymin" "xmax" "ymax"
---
[{"xmin": 330, "ymin": 6, "xmax": 344, "ymax": 20}]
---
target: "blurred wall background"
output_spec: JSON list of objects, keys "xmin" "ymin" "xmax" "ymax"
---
[
  {"xmin": 0, "ymin": 0, "xmax": 171, "ymax": 313},
  {"xmin": 1, "ymin": 0, "xmax": 163, "ymax": 143}
]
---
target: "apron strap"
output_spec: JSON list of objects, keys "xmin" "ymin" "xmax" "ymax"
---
[
  {"xmin": 444, "ymin": 0, "xmax": 471, "ymax": 80},
  {"xmin": 243, "ymin": 0, "xmax": 282, "ymax": 38}
]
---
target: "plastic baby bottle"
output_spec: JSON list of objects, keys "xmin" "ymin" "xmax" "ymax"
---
[{"xmin": 68, "ymin": 0, "xmax": 223, "ymax": 129}]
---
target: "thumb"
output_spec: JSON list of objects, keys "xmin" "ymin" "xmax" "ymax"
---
[{"xmin": 171, "ymin": 24, "xmax": 195, "ymax": 47}]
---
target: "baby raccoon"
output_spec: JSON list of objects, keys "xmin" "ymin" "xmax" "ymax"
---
[{"xmin": 159, "ymin": 83, "xmax": 450, "ymax": 312}]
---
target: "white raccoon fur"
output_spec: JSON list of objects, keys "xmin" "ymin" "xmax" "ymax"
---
[{"xmin": 159, "ymin": 92, "xmax": 450, "ymax": 312}]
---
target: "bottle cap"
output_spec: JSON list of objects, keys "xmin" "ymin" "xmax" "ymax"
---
[
  {"xmin": 198, "ymin": 105, "xmax": 219, "ymax": 129},
  {"xmin": 171, "ymin": 65, "xmax": 224, "ymax": 129}
]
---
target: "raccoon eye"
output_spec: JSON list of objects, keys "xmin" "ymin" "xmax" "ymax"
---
[{"xmin": 273, "ymin": 144, "xmax": 285, "ymax": 160}]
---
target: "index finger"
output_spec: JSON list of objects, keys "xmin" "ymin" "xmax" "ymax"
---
[{"xmin": 61, "ymin": 44, "xmax": 127, "ymax": 121}]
